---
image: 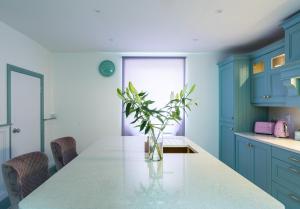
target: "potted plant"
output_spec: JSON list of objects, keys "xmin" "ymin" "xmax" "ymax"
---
[{"xmin": 117, "ymin": 82, "xmax": 197, "ymax": 161}]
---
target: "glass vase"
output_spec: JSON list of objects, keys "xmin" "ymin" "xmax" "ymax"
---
[{"xmin": 147, "ymin": 135, "xmax": 163, "ymax": 161}]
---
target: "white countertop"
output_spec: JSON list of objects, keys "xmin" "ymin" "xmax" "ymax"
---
[
  {"xmin": 19, "ymin": 136, "xmax": 283, "ymax": 209},
  {"xmin": 235, "ymin": 132, "xmax": 300, "ymax": 154}
]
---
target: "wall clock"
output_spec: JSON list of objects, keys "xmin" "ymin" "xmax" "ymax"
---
[{"xmin": 99, "ymin": 60, "xmax": 115, "ymax": 77}]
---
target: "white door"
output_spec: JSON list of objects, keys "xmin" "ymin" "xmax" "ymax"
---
[{"xmin": 10, "ymin": 70, "xmax": 42, "ymax": 158}]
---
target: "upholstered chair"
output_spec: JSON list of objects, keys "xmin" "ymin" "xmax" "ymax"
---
[
  {"xmin": 51, "ymin": 136, "xmax": 78, "ymax": 170},
  {"xmin": 2, "ymin": 152, "xmax": 49, "ymax": 209}
]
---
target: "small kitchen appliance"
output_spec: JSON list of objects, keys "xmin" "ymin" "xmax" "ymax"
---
[
  {"xmin": 274, "ymin": 120, "xmax": 289, "ymax": 138},
  {"xmin": 254, "ymin": 122, "xmax": 275, "ymax": 135}
]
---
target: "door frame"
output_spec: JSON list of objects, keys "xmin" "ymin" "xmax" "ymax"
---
[{"xmin": 6, "ymin": 64, "xmax": 44, "ymax": 158}]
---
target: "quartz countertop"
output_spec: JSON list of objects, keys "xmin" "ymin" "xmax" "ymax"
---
[
  {"xmin": 19, "ymin": 136, "xmax": 283, "ymax": 209},
  {"xmin": 235, "ymin": 132, "xmax": 300, "ymax": 154}
]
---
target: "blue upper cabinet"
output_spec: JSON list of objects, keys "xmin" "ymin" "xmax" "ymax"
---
[
  {"xmin": 280, "ymin": 12, "xmax": 300, "ymax": 107},
  {"xmin": 282, "ymin": 12, "xmax": 300, "ymax": 63},
  {"xmin": 251, "ymin": 40, "xmax": 287, "ymax": 106}
]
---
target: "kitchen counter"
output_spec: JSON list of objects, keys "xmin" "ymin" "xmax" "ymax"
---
[
  {"xmin": 19, "ymin": 136, "xmax": 283, "ymax": 209},
  {"xmin": 236, "ymin": 132, "xmax": 300, "ymax": 154}
]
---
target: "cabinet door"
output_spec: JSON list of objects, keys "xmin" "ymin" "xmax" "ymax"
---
[
  {"xmin": 285, "ymin": 23, "xmax": 300, "ymax": 63},
  {"xmin": 252, "ymin": 140, "xmax": 271, "ymax": 193},
  {"xmin": 219, "ymin": 63, "xmax": 234, "ymax": 123},
  {"xmin": 235, "ymin": 136, "xmax": 253, "ymax": 180},
  {"xmin": 268, "ymin": 48, "xmax": 287, "ymax": 104},
  {"xmin": 220, "ymin": 123, "xmax": 235, "ymax": 169},
  {"xmin": 251, "ymin": 57, "xmax": 268, "ymax": 104}
]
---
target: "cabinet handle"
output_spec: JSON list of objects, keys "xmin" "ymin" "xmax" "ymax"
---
[
  {"xmin": 289, "ymin": 167, "xmax": 300, "ymax": 175},
  {"xmin": 247, "ymin": 143, "xmax": 254, "ymax": 148},
  {"xmin": 262, "ymin": 96, "xmax": 267, "ymax": 99},
  {"xmin": 288, "ymin": 194, "xmax": 300, "ymax": 203},
  {"xmin": 288, "ymin": 157, "xmax": 300, "ymax": 163}
]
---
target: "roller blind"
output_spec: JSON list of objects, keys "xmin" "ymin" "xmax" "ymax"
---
[{"xmin": 122, "ymin": 57, "xmax": 185, "ymax": 136}]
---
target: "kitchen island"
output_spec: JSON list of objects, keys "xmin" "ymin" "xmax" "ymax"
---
[{"xmin": 19, "ymin": 136, "xmax": 283, "ymax": 209}]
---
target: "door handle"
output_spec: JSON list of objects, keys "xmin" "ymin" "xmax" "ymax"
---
[{"xmin": 12, "ymin": 128, "xmax": 21, "ymax": 133}]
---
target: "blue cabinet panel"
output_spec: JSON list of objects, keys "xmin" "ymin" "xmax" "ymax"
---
[
  {"xmin": 235, "ymin": 136, "xmax": 253, "ymax": 180},
  {"xmin": 272, "ymin": 158, "xmax": 300, "ymax": 193},
  {"xmin": 220, "ymin": 123, "xmax": 235, "ymax": 169},
  {"xmin": 252, "ymin": 140, "xmax": 271, "ymax": 193},
  {"xmin": 272, "ymin": 147, "xmax": 300, "ymax": 168},
  {"xmin": 219, "ymin": 62, "xmax": 234, "ymax": 123},
  {"xmin": 252, "ymin": 74, "xmax": 267, "ymax": 104},
  {"xmin": 272, "ymin": 182, "xmax": 300, "ymax": 209},
  {"xmin": 284, "ymin": 22, "xmax": 300, "ymax": 63}
]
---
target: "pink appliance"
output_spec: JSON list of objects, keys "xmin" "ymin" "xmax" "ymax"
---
[
  {"xmin": 274, "ymin": 120, "xmax": 289, "ymax": 138},
  {"xmin": 254, "ymin": 122, "xmax": 275, "ymax": 135}
]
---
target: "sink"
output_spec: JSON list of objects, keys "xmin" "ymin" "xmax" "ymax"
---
[{"xmin": 163, "ymin": 146, "xmax": 197, "ymax": 153}]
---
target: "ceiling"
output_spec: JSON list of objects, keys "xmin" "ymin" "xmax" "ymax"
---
[{"xmin": 0, "ymin": 0, "xmax": 300, "ymax": 52}]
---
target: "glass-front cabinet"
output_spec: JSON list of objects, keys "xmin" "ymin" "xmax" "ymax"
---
[
  {"xmin": 251, "ymin": 55, "xmax": 268, "ymax": 104},
  {"xmin": 251, "ymin": 41, "xmax": 287, "ymax": 106}
]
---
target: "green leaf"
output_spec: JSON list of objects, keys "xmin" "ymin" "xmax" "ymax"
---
[
  {"xmin": 140, "ymin": 121, "xmax": 147, "ymax": 131},
  {"xmin": 130, "ymin": 116, "xmax": 141, "ymax": 124},
  {"xmin": 134, "ymin": 108, "xmax": 140, "ymax": 117},
  {"xmin": 145, "ymin": 100, "xmax": 155, "ymax": 105},
  {"xmin": 157, "ymin": 116, "xmax": 164, "ymax": 124},
  {"xmin": 125, "ymin": 103, "xmax": 131, "ymax": 117},
  {"xmin": 145, "ymin": 123, "xmax": 151, "ymax": 134},
  {"xmin": 126, "ymin": 88, "xmax": 132, "ymax": 99},
  {"xmin": 138, "ymin": 92, "xmax": 146, "ymax": 97},
  {"xmin": 186, "ymin": 104, "xmax": 191, "ymax": 111},
  {"xmin": 180, "ymin": 90, "xmax": 184, "ymax": 98},
  {"xmin": 188, "ymin": 84, "xmax": 196, "ymax": 95},
  {"xmin": 128, "ymin": 82, "xmax": 137, "ymax": 94},
  {"xmin": 117, "ymin": 88, "xmax": 124, "ymax": 99}
]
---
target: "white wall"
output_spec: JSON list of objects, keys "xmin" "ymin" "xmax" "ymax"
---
[
  {"xmin": 0, "ymin": 21, "xmax": 55, "ymax": 163},
  {"xmin": 52, "ymin": 52, "xmax": 220, "ymax": 157}
]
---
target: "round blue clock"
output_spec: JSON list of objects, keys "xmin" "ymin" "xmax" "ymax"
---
[{"xmin": 99, "ymin": 60, "xmax": 115, "ymax": 77}]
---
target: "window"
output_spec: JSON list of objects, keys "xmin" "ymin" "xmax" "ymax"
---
[{"xmin": 122, "ymin": 57, "xmax": 186, "ymax": 136}]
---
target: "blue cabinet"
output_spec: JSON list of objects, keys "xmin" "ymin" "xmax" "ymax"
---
[
  {"xmin": 220, "ymin": 123, "xmax": 235, "ymax": 169},
  {"xmin": 272, "ymin": 147, "xmax": 300, "ymax": 209},
  {"xmin": 236, "ymin": 136, "xmax": 253, "ymax": 180},
  {"xmin": 282, "ymin": 13, "xmax": 300, "ymax": 63},
  {"xmin": 251, "ymin": 41, "xmax": 287, "ymax": 106},
  {"xmin": 219, "ymin": 62, "xmax": 234, "ymax": 123},
  {"xmin": 235, "ymin": 135, "xmax": 271, "ymax": 193},
  {"xmin": 219, "ymin": 56, "xmax": 267, "ymax": 169}
]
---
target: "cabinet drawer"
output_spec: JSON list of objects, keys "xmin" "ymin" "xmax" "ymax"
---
[
  {"xmin": 272, "ymin": 147, "xmax": 300, "ymax": 167},
  {"xmin": 272, "ymin": 182, "xmax": 300, "ymax": 209},
  {"xmin": 272, "ymin": 158, "xmax": 300, "ymax": 193}
]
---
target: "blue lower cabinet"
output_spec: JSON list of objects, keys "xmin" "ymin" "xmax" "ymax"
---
[
  {"xmin": 236, "ymin": 136, "xmax": 252, "ymax": 180},
  {"xmin": 272, "ymin": 182, "xmax": 300, "ymax": 209},
  {"xmin": 220, "ymin": 123, "xmax": 235, "ymax": 169},
  {"xmin": 235, "ymin": 135, "xmax": 271, "ymax": 193},
  {"xmin": 252, "ymin": 140, "xmax": 271, "ymax": 193}
]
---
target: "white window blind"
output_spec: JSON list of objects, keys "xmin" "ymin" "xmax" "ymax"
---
[{"xmin": 122, "ymin": 57, "xmax": 185, "ymax": 136}]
